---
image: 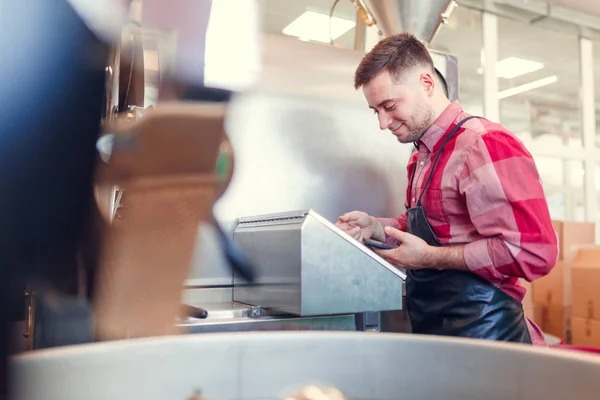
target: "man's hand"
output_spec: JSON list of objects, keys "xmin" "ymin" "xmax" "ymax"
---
[
  {"xmin": 372, "ymin": 227, "xmax": 430, "ymax": 268},
  {"xmin": 335, "ymin": 211, "xmax": 385, "ymax": 242},
  {"xmin": 374, "ymin": 227, "xmax": 468, "ymax": 271}
]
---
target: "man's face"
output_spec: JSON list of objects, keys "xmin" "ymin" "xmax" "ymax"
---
[{"xmin": 362, "ymin": 70, "xmax": 434, "ymax": 143}]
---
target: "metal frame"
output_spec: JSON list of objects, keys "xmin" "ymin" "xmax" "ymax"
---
[
  {"xmin": 482, "ymin": 12, "xmax": 499, "ymax": 122},
  {"xmin": 579, "ymin": 37, "xmax": 598, "ymax": 224}
]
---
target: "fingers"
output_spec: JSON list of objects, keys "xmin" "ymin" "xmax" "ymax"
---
[
  {"xmin": 338, "ymin": 211, "xmax": 360, "ymax": 223},
  {"xmin": 335, "ymin": 221, "xmax": 362, "ymax": 239},
  {"xmin": 345, "ymin": 226, "xmax": 361, "ymax": 239},
  {"xmin": 383, "ymin": 226, "xmax": 409, "ymax": 242},
  {"xmin": 335, "ymin": 221, "xmax": 351, "ymax": 230},
  {"xmin": 372, "ymin": 247, "xmax": 392, "ymax": 256}
]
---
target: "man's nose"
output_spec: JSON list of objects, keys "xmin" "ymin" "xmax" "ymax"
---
[{"xmin": 378, "ymin": 113, "xmax": 391, "ymax": 131}]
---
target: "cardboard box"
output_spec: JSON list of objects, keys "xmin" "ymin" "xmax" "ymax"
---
[
  {"xmin": 522, "ymin": 280, "xmax": 533, "ymax": 318},
  {"xmin": 533, "ymin": 304, "xmax": 571, "ymax": 342},
  {"xmin": 571, "ymin": 317, "xmax": 600, "ymax": 348},
  {"xmin": 552, "ymin": 220, "xmax": 596, "ymax": 261},
  {"xmin": 551, "ymin": 219, "xmax": 562, "ymax": 251},
  {"xmin": 571, "ymin": 247, "xmax": 600, "ymax": 320},
  {"xmin": 532, "ymin": 261, "xmax": 569, "ymax": 307}
]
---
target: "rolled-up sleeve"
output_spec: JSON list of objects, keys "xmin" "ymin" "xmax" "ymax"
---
[{"xmin": 459, "ymin": 131, "xmax": 558, "ymax": 282}]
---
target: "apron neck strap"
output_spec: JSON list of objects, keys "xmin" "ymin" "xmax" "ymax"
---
[{"xmin": 410, "ymin": 115, "xmax": 481, "ymax": 208}]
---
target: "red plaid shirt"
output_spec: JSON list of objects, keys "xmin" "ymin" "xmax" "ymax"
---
[{"xmin": 380, "ymin": 101, "xmax": 558, "ymax": 345}]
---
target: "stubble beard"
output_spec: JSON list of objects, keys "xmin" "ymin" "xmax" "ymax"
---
[{"xmin": 399, "ymin": 104, "xmax": 434, "ymax": 144}]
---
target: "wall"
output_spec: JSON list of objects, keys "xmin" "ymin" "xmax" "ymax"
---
[{"xmin": 186, "ymin": 35, "xmax": 417, "ymax": 285}]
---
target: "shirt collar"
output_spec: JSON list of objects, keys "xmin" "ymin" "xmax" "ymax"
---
[{"xmin": 417, "ymin": 100, "xmax": 463, "ymax": 152}]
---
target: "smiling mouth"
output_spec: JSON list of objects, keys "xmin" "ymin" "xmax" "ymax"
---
[{"xmin": 390, "ymin": 124, "xmax": 404, "ymax": 134}]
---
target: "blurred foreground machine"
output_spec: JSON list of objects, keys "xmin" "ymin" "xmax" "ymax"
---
[{"xmin": 11, "ymin": 331, "xmax": 600, "ymax": 399}]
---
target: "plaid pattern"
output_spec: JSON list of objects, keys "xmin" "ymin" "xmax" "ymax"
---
[{"xmin": 383, "ymin": 101, "xmax": 558, "ymax": 345}]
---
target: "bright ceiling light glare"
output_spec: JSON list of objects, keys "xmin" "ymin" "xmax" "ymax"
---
[
  {"xmin": 477, "ymin": 56, "xmax": 544, "ymax": 79},
  {"xmin": 282, "ymin": 11, "xmax": 356, "ymax": 43},
  {"xmin": 497, "ymin": 75, "xmax": 558, "ymax": 100},
  {"xmin": 495, "ymin": 57, "xmax": 544, "ymax": 79},
  {"xmin": 204, "ymin": 0, "xmax": 261, "ymax": 91}
]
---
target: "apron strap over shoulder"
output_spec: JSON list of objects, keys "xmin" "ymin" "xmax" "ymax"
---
[{"xmin": 409, "ymin": 115, "xmax": 481, "ymax": 208}]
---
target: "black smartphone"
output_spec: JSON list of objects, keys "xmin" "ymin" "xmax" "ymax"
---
[{"xmin": 363, "ymin": 239, "xmax": 396, "ymax": 250}]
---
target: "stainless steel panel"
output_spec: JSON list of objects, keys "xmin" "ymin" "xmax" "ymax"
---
[
  {"xmin": 176, "ymin": 301, "xmax": 355, "ymax": 334},
  {"xmin": 11, "ymin": 331, "xmax": 600, "ymax": 400},
  {"xmin": 179, "ymin": 314, "xmax": 356, "ymax": 334},
  {"xmin": 233, "ymin": 216, "xmax": 303, "ymax": 313},
  {"xmin": 232, "ymin": 209, "xmax": 405, "ymax": 316},
  {"xmin": 178, "ymin": 302, "xmax": 249, "ymax": 321},
  {"xmin": 181, "ymin": 287, "xmax": 233, "ymax": 305}
]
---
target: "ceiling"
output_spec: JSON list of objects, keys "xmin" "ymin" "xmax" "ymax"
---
[
  {"xmin": 258, "ymin": 0, "xmax": 600, "ymax": 148},
  {"xmin": 545, "ymin": 0, "xmax": 600, "ymax": 18}
]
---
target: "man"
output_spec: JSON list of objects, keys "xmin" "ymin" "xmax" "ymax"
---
[{"xmin": 336, "ymin": 33, "xmax": 558, "ymax": 345}]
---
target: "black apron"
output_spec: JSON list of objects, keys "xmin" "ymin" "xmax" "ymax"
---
[{"xmin": 405, "ymin": 116, "xmax": 532, "ymax": 344}]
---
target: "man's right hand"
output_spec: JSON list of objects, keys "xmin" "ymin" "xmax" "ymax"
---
[{"xmin": 335, "ymin": 211, "xmax": 385, "ymax": 242}]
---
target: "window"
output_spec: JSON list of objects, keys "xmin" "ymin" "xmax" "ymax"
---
[
  {"xmin": 534, "ymin": 155, "xmax": 565, "ymax": 220},
  {"xmin": 430, "ymin": 6, "xmax": 484, "ymax": 116},
  {"xmin": 498, "ymin": 17, "xmax": 582, "ymax": 150},
  {"xmin": 565, "ymin": 160, "xmax": 586, "ymax": 222}
]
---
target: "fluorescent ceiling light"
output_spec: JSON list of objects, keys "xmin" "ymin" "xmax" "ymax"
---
[
  {"xmin": 477, "ymin": 57, "xmax": 544, "ymax": 79},
  {"xmin": 282, "ymin": 11, "xmax": 356, "ymax": 43},
  {"xmin": 497, "ymin": 75, "xmax": 558, "ymax": 100},
  {"xmin": 496, "ymin": 57, "xmax": 544, "ymax": 79}
]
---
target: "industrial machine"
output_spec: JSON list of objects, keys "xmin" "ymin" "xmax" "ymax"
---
[
  {"xmin": 232, "ymin": 209, "xmax": 405, "ymax": 315},
  {"xmin": 10, "ymin": 331, "xmax": 600, "ymax": 399}
]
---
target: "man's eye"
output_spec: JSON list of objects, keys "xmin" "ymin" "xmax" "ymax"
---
[{"xmin": 384, "ymin": 105, "xmax": 396, "ymax": 112}]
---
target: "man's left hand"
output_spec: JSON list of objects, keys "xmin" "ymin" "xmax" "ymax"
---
[{"xmin": 373, "ymin": 226, "xmax": 434, "ymax": 269}]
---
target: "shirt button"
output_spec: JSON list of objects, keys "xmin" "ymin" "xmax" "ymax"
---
[
  {"xmin": 412, "ymin": 197, "xmax": 416, "ymax": 203},
  {"xmin": 419, "ymin": 161, "xmax": 424, "ymax": 166}
]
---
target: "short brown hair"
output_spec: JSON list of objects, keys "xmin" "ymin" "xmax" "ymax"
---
[{"xmin": 354, "ymin": 33, "xmax": 435, "ymax": 89}]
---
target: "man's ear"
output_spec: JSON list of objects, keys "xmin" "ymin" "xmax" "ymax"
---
[{"xmin": 420, "ymin": 72, "xmax": 435, "ymax": 96}]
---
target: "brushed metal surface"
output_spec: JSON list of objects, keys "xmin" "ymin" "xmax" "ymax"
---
[
  {"xmin": 179, "ymin": 314, "xmax": 356, "ymax": 334},
  {"xmin": 179, "ymin": 302, "xmax": 249, "ymax": 320},
  {"xmin": 232, "ymin": 209, "xmax": 404, "ymax": 316},
  {"xmin": 181, "ymin": 287, "xmax": 234, "ymax": 305},
  {"xmin": 364, "ymin": 0, "xmax": 455, "ymax": 44},
  {"xmin": 11, "ymin": 331, "xmax": 600, "ymax": 400}
]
